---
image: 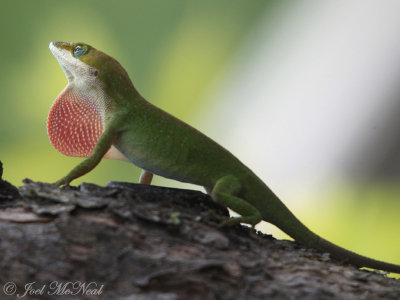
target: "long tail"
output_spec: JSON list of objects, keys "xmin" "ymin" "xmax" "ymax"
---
[
  {"xmin": 260, "ymin": 191, "xmax": 400, "ymax": 273},
  {"xmin": 316, "ymin": 237, "xmax": 400, "ymax": 273}
]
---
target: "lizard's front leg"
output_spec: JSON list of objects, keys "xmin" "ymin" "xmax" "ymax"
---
[{"xmin": 54, "ymin": 126, "xmax": 116, "ymax": 186}]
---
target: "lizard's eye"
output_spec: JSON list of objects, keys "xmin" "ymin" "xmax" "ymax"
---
[{"xmin": 73, "ymin": 45, "xmax": 86, "ymax": 58}]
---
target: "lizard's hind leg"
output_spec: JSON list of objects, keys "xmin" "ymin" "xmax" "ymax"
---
[
  {"xmin": 211, "ymin": 175, "xmax": 262, "ymax": 228},
  {"xmin": 139, "ymin": 170, "xmax": 154, "ymax": 185}
]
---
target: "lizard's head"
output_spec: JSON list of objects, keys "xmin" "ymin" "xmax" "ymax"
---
[
  {"xmin": 47, "ymin": 42, "xmax": 135, "ymax": 159},
  {"xmin": 49, "ymin": 41, "xmax": 136, "ymax": 96}
]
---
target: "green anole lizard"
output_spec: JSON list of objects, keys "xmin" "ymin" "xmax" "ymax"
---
[{"xmin": 47, "ymin": 41, "xmax": 400, "ymax": 274}]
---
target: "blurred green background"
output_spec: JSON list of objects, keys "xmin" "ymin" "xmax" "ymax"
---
[
  {"xmin": 0, "ymin": 0, "xmax": 274, "ymax": 186},
  {"xmin": 0, "ymin": 0, "xmax": 399, "ymax": 275}
]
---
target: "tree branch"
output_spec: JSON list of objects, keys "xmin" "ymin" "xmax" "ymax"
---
[{"xmin": 0, "ymin": 162, "xmax": 399, "ymax": 299}]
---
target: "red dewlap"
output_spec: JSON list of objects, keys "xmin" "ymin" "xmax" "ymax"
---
[{"xmin": 47, "ymin": 88, "xmax": 103, "ymax": 157}]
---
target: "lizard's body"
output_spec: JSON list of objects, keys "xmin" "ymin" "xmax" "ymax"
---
[
  {"xmin": 116, "ymin": 99, "xmax": 245, "ymax": 187},
  {"xmin": 116, "ymin": 100, "xmax": 313, "ymax": 240},
  {"xmin": 47, "ymin": 41, "xmax": 400, "ymax": 273}
]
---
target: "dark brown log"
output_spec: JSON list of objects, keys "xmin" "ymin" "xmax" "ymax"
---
[{"xmin": 0, "ymin": 162, "xmax": 399, "ymax": 299}]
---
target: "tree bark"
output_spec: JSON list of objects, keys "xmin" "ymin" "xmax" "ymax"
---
[{"xmin": 0, "ymin": 162, "xmax": 399, "ymax": 300}]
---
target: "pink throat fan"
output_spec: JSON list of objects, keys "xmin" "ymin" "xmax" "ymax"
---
[{"xmin": 47, "ymin": 87, "xmax": 103, "ymax": 158}]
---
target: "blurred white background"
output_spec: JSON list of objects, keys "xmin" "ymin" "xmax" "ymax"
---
[
  {"xmin": 198, "ymin": 1, "xmax": 400, "ymax": 250},
  {"xmin": 203, "ymin": 0, "xmax": 400, "ymax": 197}
]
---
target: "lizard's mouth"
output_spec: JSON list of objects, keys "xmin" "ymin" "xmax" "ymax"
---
[{"xmin": 49, "ymin": 42, "xmax": 80, "ymax": 83}]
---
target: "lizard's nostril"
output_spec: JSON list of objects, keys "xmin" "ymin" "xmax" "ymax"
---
[{"xmin": 50, "ymin": 41, "xmax": 61, "ymax": 47}]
